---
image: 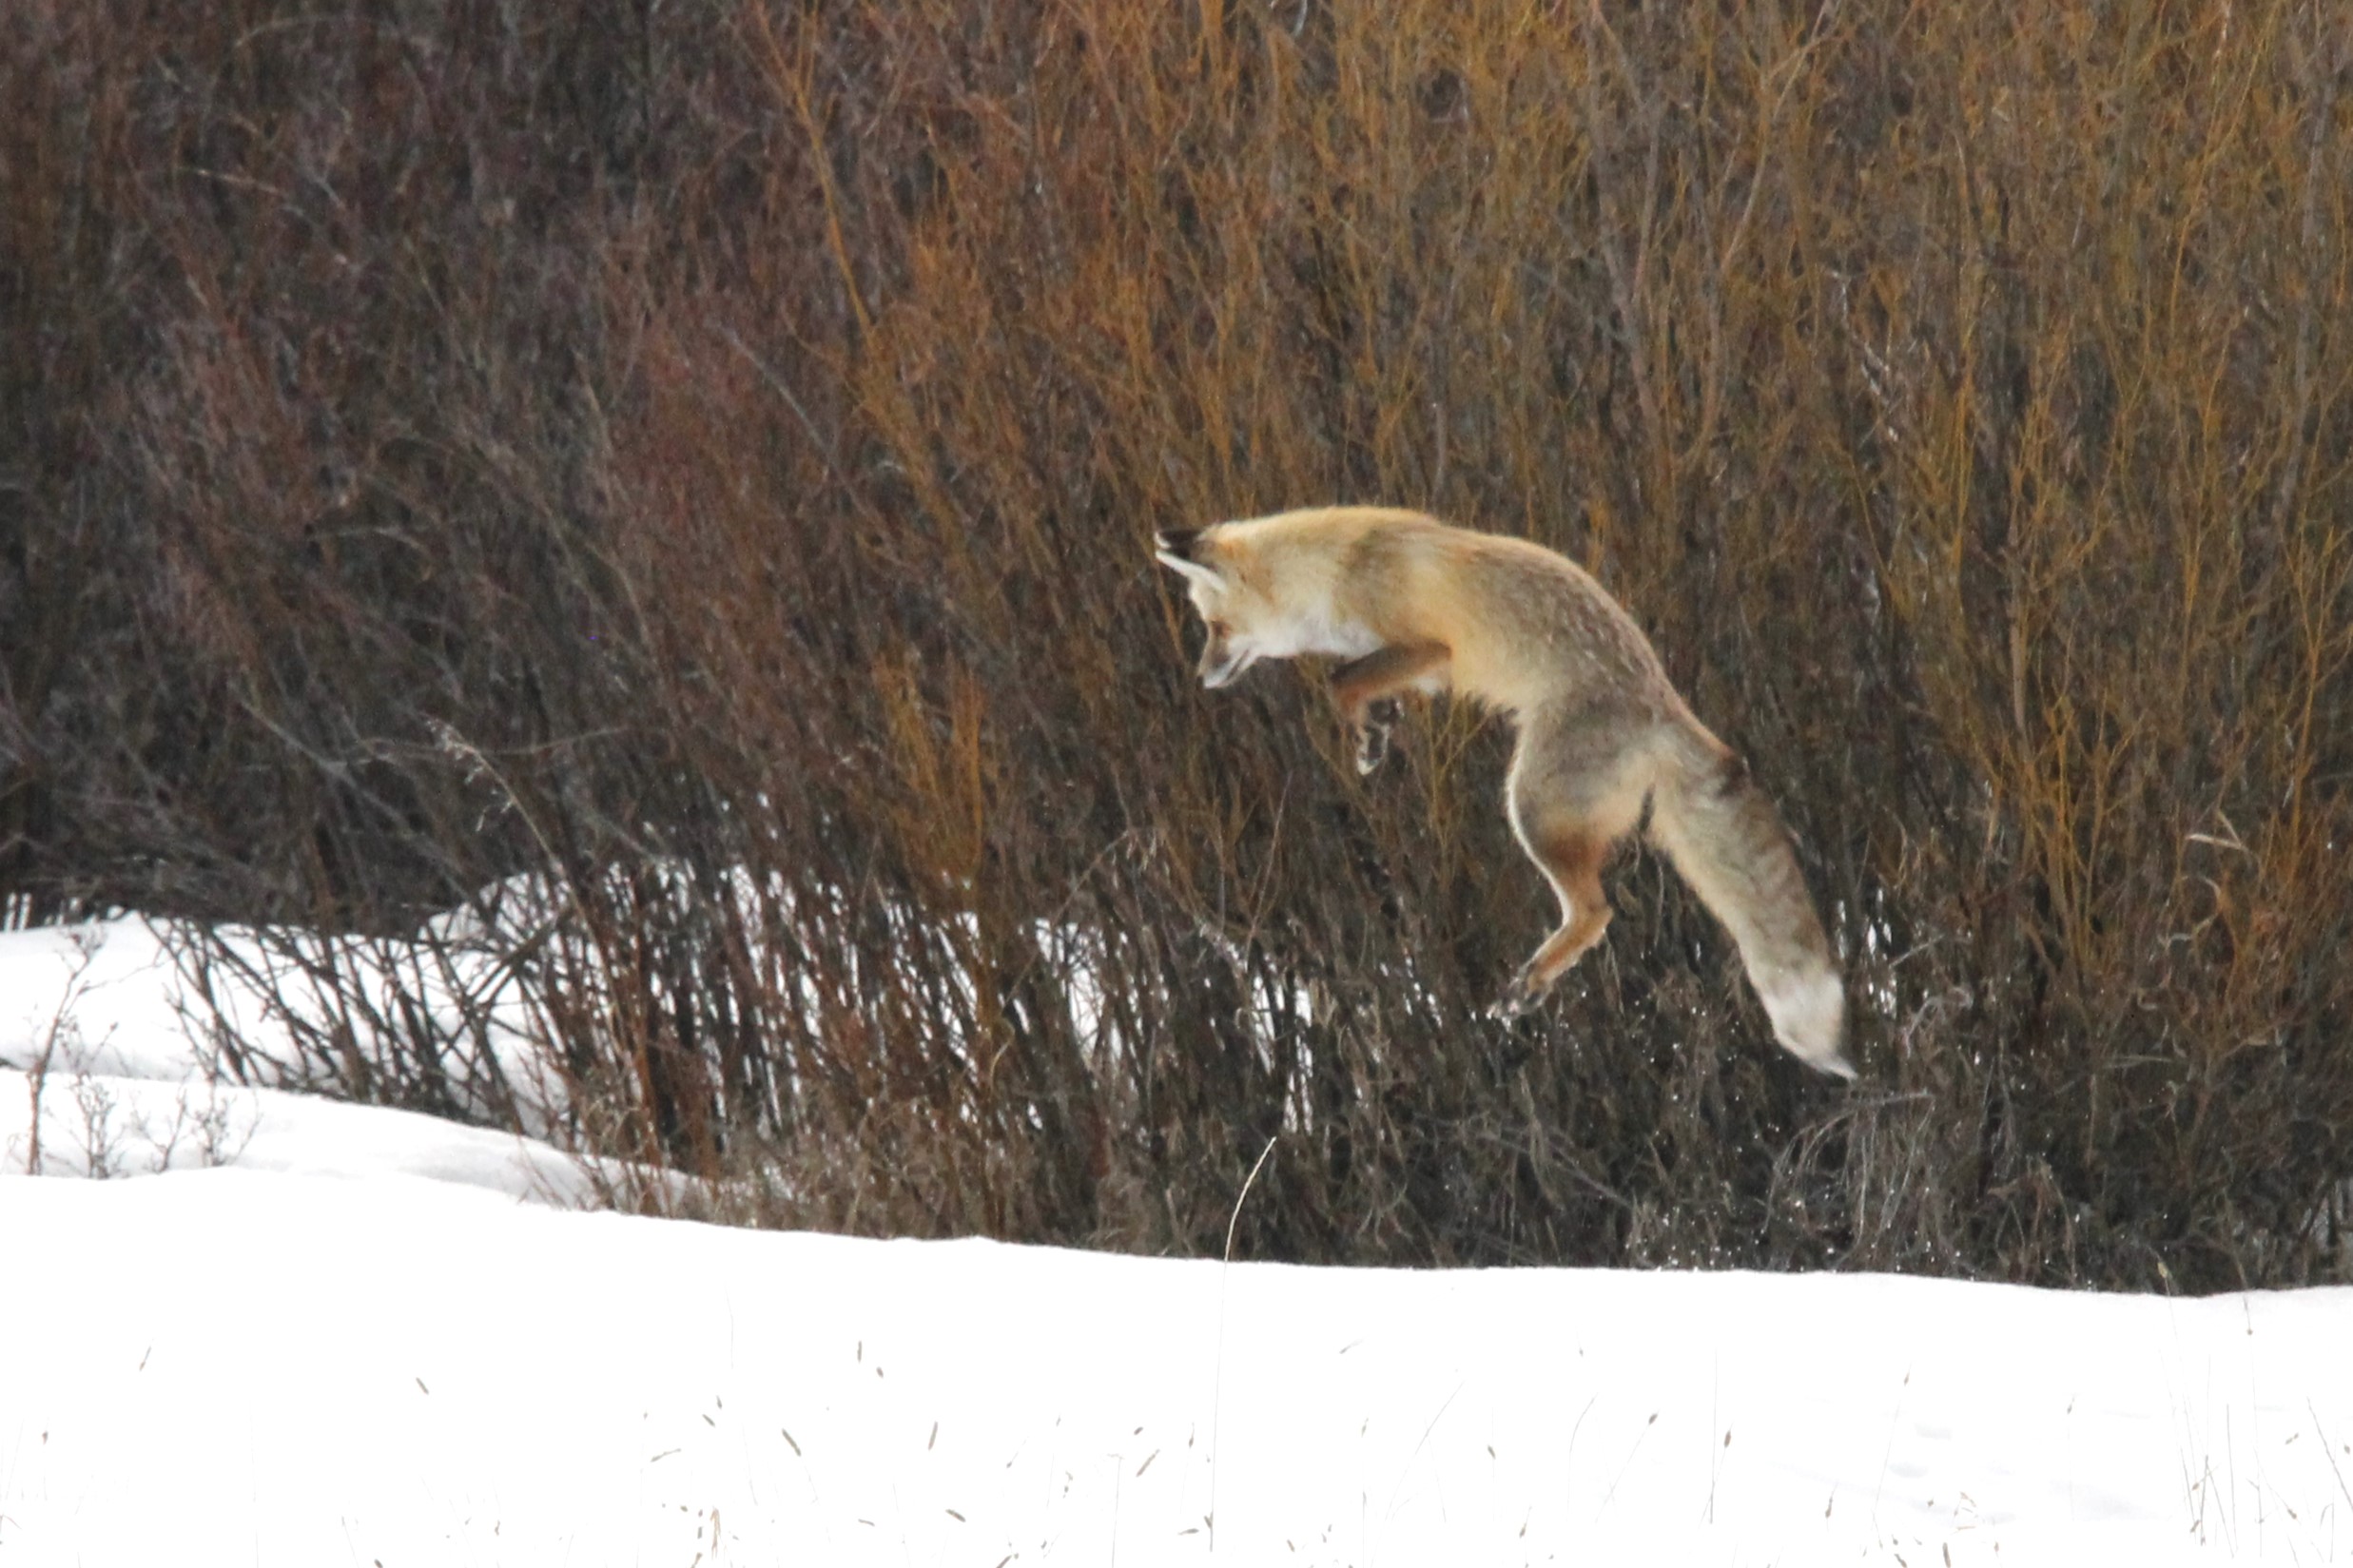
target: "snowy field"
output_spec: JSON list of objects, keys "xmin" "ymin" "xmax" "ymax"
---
[{"xmin": 6, "ymin": 917, "xmax": 2353, "ymax": 1565}]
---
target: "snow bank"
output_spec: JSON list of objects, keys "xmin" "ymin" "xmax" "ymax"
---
[
  {"xmin": 4, "ymin": 1170, "xmax": 2351, "ymax": 1565},
  {"xmin": 0, "ymin": 916, "xmax": 591, "ymax": 1201},
  {"xmin": 6, "ymin": 912, "xmax": 2353, "ymax": 1564}
]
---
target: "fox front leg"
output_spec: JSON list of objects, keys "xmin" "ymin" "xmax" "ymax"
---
[
  {"xmin": 1353, "ymin": 699, "xmax": 1401, "ymax": 774},
  {"xmin": 1329, "ymin": 643, "xmax": 1450, "ymax": 775}
]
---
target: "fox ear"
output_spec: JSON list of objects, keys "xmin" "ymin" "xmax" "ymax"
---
[{"xmin": 1154, "ymin": 529, "xmax": 1224, "ymax": 590}]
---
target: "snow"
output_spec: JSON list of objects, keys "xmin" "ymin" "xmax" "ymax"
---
[
  {"xmin": 5, "ymin": 916, "xmax": 2353, "ymax": 1564},
  {"xmin": 1, "ymin": 918, "xmax": 591, "ymax": 1202}
]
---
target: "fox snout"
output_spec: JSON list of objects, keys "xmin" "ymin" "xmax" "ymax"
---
[{"xmin": 1196, "ymin": 630, "xmax": 1249, "ymax": 688}]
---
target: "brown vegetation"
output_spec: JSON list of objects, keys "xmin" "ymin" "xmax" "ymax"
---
[{"xmin": 5, "ymin": 0, "xmax": 2351, "ymax": 1288}]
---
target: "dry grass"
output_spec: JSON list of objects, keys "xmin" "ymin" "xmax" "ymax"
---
[{"xmin": 4, "ymin": 0, "xmax": 2351, "ymax": 1287}]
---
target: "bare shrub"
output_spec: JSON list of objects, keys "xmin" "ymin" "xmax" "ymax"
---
[{"xmin": 4, "ymin": 0, "xmax": 2350, "ymax": 1287}]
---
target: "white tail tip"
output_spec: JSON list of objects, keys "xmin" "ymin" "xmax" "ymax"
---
[{"xmin": 1758, "ymin": 965, "xmax": 1853, "ymax": 1079}]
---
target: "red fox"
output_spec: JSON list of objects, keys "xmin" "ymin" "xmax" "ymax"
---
[{"xmin": 1156, "ymin": 506, "xmax": 1853, "ymax": 1078}]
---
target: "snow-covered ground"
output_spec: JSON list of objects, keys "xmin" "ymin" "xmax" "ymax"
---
[{"xmin": 5, "ymin": 917, "xmax": 2352, "ymax": 1565}]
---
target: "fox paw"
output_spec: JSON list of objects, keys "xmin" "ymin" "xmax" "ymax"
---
[
  {"xmin": 1352, "ymin": 701, "xmax": 1400, "ymax": 775},
  {"xmin": 1486, "ymin": 968, "xmax": 1551, "ymax": 1023}
]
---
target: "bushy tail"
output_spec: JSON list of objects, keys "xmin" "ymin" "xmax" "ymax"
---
[{"xmin": 1646, "ymin": 718, "xmax": 1853, "ymax": 1078}]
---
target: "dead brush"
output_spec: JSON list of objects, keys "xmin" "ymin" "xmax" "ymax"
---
[{"xmin": 2, "ymin": 0, "xmax": 2350, "ymax": 1287}]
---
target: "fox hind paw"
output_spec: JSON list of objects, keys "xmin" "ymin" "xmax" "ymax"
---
[{"xmin": 1486, "ymin": 967, "xmax": 1550, "ymax": 1023}]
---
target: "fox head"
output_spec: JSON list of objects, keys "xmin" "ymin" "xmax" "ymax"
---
[
  {"xmin": 1154, "ymin": 526, "xmax": 1265, "ymax": 687},
  {"xmin": 1156, "ymin": 517, "xmax": 1384, "ymax": 687}
]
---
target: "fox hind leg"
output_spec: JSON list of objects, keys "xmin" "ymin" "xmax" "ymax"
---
[
  {"xmin": 1491, "ymin": 711, "xmax": 1650, "ymax": 1019},
  {"xmin": 1492, "ymin": 826, "xmax": 1613, "ymax": 1018},
  {"xmin": 1330, "ymin": 643, "xmax": 1449, "ymax": 774}
]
